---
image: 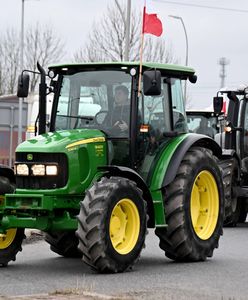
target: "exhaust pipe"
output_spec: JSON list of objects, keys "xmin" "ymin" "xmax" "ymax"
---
[{"xmin": 37, "ymin": 62, "xmax": 47, "ymax": 135}]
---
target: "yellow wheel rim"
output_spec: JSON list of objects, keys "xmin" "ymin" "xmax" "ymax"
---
[
  {"xmin": 109, "ymin": 198, "xmax": 140, "ymax": 255},
  {"xmin": 0, "ymin": 229, "xmax": 17, "ymax": 249},
  {"xmin": 190, "ymin": 171, "xmax": 219, "ymax": 240}
]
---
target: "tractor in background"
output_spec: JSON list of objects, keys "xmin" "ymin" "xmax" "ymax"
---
[
  {"xmin": 213, "ymin": 89, "xmax": 248, "ymax": 226},
  {"xmin": 186, "ymin": 110, "xmax": 221, "ymax": 138}
]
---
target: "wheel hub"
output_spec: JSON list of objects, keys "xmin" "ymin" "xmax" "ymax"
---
[
  {"xmin": 109, "ymin": 198, "xmax": 140, "ymax": 255},
  {"xmin": 0, "ymin": 229, "xmax": 17, "ymax": 249},
  {"xmin": 190, "ymin": 171, "xmax": 219, "ymax": 240}
]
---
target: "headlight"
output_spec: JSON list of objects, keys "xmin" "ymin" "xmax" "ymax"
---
[
  {"xmin": 16, "ymin": 164, "xmax": 29, "ymax": 176},
  {"xmin": 225, "ymin": 126, "xmax": 232, "ymax": 133},
  {"xmin": 31, "ymin": 164, "xmax": 45, "ymax": 176},
  {"xmin": 46, "ymin": 165, "xmax": 58, "ymax": 176}
]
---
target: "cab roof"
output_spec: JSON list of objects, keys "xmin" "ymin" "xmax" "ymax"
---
[{"xmin": 49, "ymin": 61, "xmax": 195, "ymax": 79}]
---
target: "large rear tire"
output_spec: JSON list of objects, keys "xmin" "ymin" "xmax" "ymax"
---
[
  {"xmin": 155, "ymin": 147, "xmax": 224, "ymax": 261},
  {"xmin": 219, "ymin": 159, "xmax": 241, "ymax": 226},
  {"xmin": 45, "ymin": 230, "xmax": 81, "ymax": 258},
  {"xmin": 76, "ymin": 177, "xmax": 147, "ymax": 273},
  {"xmin": 238, "ymin": 204, "xmax": 247, "ymax": 223}
]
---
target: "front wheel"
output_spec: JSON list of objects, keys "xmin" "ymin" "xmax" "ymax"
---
[
  {"xmin": 76, "ymin": 177, "xmax": 147, "ymax": 273},
  {"xmin": 0, "ymin": 176, "xmax": 23, "ymax": 266},
  {"xmin": 155, "ymin": 147, "xmax": 224, "ymax": 261},
  {"xmin": 0, "ymin": 228, "xmax": 25, "ymax": 266}
]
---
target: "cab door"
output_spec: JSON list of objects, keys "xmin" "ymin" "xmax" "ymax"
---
[{"xmin": 238, "ymin": 98, "xmax": 248, "ymax": 182}]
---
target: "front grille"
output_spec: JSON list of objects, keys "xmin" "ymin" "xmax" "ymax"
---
[{"xmin": 15, "ymin": 153, "xmax": 68, "ymax": 189}]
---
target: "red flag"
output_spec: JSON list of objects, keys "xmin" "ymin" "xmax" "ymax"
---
[{"xmin": 142, "ymin": 7, "xmax": 163, "ymax": 37}]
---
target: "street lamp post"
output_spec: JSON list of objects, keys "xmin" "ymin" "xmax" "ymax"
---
[
  {"xmin": 169, "ymin": 15, "xmax": 189, "ymax": 100},
  {"xmin": 18, "ymin": 0, "xmax": 25, "ymax": 144},
  {"xmin": 124, "ymin": 0, "xmax": 131, "ymax": 61}
]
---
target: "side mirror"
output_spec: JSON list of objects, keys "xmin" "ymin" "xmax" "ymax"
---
[
  {"xmin": 17, "ymin": 73, "xmax": 30, "ymax": 98},
  {"xmin": 213, "ymin": 96, "xmax": 224, "ymax": 114},
  {"xmin": 143, "ymin": 70, "xmax": 161, "ymax": 96},
  {"xmin": 189, "ymin": 74, "xmax": 197, "ymax": 83}
]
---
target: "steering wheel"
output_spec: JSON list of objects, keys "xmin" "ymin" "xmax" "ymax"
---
[{"xmin": 94, "ymin": 110, "xmax": 109, "ymax": 125}]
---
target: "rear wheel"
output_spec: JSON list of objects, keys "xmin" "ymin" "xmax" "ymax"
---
[
  {"xmin": 45, "ymin": 230, "xmax": 81, "ymax": 258},
  {"xmin": 0, "ymin": 228, "xmax": 25, "ymax": 266},
  {"xmin": 219, "ymin": 159, "xmax": 241, "ymax": 226},
  {"xmin": 155, "ymin": 147, "xmax": 224, "ymax": 261},
  {"xmin": 238, "ymin": 199, "xmax": 247, "ymax": 223},
  {"xmin": 76, "ymin": 176, "xmax": 147, "ymax": 273}
]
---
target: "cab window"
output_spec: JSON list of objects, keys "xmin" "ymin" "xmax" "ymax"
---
[{"xmin": 171, "ymin": 79, "xmax": 188, "ymax": 133}]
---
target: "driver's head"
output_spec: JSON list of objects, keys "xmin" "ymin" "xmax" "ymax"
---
[
  {"xmin": 200, "ymin": 118, "xmax": 208, "ymax": 127},
  {"xmin": 114, "ymin": 85, "xmax": 129, "ymax": 106}
]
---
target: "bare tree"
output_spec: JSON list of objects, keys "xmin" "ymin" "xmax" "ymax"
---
[
  {"xmin": 0, "ymin": 29, "xmax": 20, "ymax": 95},
  {"xmin": 0, "ymin": 43, "xmax": 6, "ymax": 95},
  {"xmin": 72, "ymin": 0, "xmax": 136, "ymax": 62},
  {"xmin": 73, "ymin": 0, "xmax": 176, "ymax": 64},
  {"xmin": 0, "ymin": 25, "xmax": 64, "ymax": 96},
  {"xmin": 25, "ymin": 23, "xmax": 65, "ymax": 92}
]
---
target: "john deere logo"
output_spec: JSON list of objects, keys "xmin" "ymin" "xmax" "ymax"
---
[{"xmin": 27, "ymin": 154, "xmax": 33, "ymax": 161}]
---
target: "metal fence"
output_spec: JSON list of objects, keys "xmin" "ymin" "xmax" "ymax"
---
[{"xmin": 0, "ymin": 96, "xmax": 27, "ymax": 167}]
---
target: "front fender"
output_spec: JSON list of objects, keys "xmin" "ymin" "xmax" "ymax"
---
[
  {"xmin": 98, "ymin": 165, "xmax": 155, "ymax": 227},
  {"xmin": 150, "ymin": 133, "xmax": 222, "ymax": 191}
]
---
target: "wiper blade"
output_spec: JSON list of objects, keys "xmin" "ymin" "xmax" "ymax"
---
[{"xmin": 57, "ymin": 114, "xmax": 94, "ymax": 121}]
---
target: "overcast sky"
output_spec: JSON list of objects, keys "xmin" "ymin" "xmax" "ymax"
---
[{"xmin": 1, "ymin": 0, "xmax": 248, "ymax": 109}]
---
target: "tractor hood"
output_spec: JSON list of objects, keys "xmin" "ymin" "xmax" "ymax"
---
[{"xmin": 16, "ymin": 129, "xmax": 106, "ymax": 153}]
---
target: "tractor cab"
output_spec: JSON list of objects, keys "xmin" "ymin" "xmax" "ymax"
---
[
  {"xmin": 186, "ymin": 110, "xmax": 220, "ymax": 139},
  {"xmin": 22, "ymin": 62, "xmax": 193, "ymax": 181},
  {"xmin": 213, "ymin": 89, "xmax": 248, "ymax": 164}
]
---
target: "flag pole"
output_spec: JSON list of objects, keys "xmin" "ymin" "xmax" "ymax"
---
[{"xmin": 138, "ymin": 4, "xmax": 146, "ymax": 97}]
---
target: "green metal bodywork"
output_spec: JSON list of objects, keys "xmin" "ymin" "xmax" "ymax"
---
[
  {"xmin": 149, "ymin": 134, "xmax": 190, "ymax": 225},
  {"xmin": 49, "ymin": 61, "xmax": 195, "ymax": 77},
  {"xmin": 0, "ymin": 130, "xmax": 189, "ymax": 232},
  {"xmin": 14, "ymin": 129, "xmax": 107, "ymax": 194},
  {"xmin": 0, "ymin": 129, "xmax": 107, "ymax": 233}
]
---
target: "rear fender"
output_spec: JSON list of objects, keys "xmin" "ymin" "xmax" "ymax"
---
[
  {"xmin": 151, "ymin": 134, "xmax": 222, "ymax": 190},
  {"xmin": 98, "ymin": 165, "xmax": 155, "ymax": 227}
]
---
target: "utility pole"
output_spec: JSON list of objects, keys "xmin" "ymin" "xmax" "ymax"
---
[
  {"xmin": 169, "ymin": 15, "xmax": 188, "ymax": 101},
  {"xmin": 219, "ymin": 57, "xmax": 230, "ymax": 88},
  {"xmin": 124, "ymin": 0, "xmax": 131, "ymax": 61},
  {"xmin": 18, "ymin": 0, "xmax": 25, "ymax": 144}
]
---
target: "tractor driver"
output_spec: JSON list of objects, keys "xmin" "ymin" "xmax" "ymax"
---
[
  {"xmin": 196, "ymin": 117, "xmax": 215, "ymax": 138},
  {"xmin": 109, "ymin": 85, "xmax": 130, "ymax": 134}
]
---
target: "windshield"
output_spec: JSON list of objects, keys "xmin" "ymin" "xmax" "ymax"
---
[
  {"xmin": 187, "ymin": 114, "xmax": 218, "ymax": 138},
  {"xmin": 54, "ymin": 70, "xmax": 132, "ymax": 138}
]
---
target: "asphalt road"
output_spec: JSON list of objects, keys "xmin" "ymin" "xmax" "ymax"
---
[{"xmin": 1, "ymin": 224, "xmax": 248, "ymax": 300}]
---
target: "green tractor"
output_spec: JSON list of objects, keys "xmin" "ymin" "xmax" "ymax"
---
[{"xmin": 0, "ymin": 62, "xmax": 225, "ymax": 272}]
